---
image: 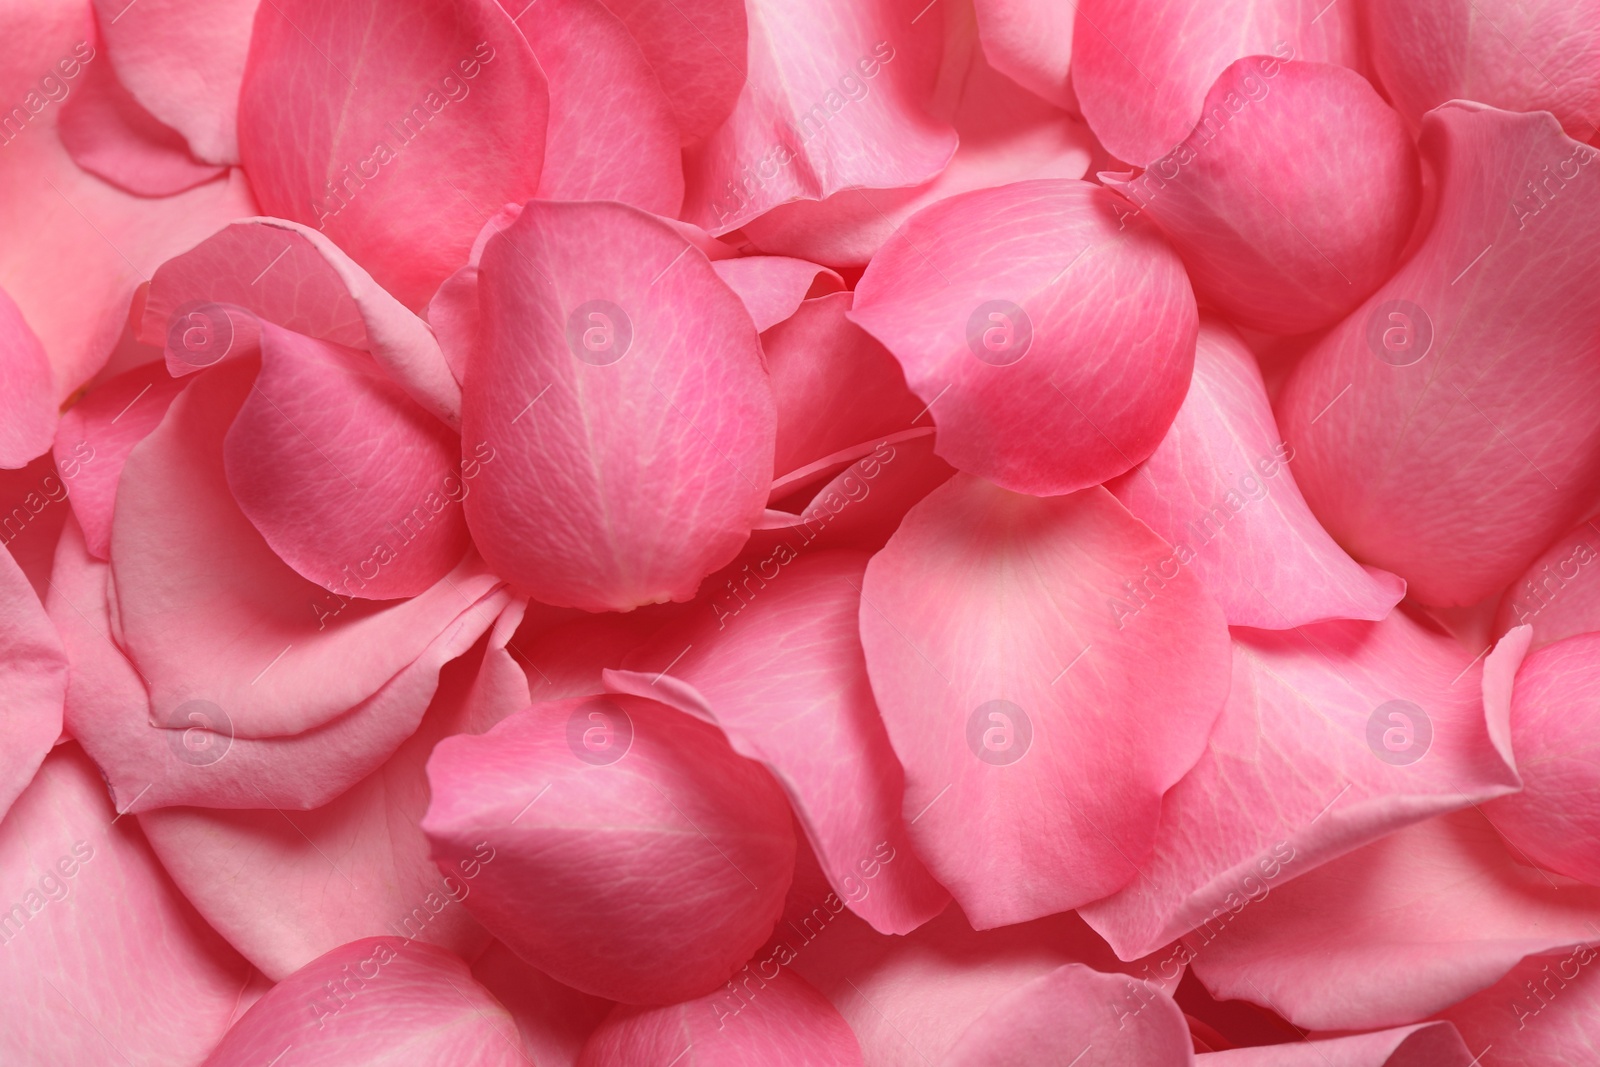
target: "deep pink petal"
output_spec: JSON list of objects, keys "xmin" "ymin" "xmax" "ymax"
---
[
  {"xmin": 1081, "ymin": 613, "xmax": 1522, "ymax": 960},
  {"xmin": 422, "ymin": 695, "xmax": 796, "ymax": 1004},
  {"xmin": 849, "ymin": 179, "xmax": 1198, "ymax": 495},
  {"xmin": 579, "ymin": 969, "xmax": 863, "ymax": 1066},
  {"xmin": 1107, "ymin": 60, "xmax": 1420, "ymax": 335},
  {"xmin": 592, "ymin": 0, "xmax": 746, "ymax": 146},
  {"xmin": 473, "ymin": 941, "xmax": 614, "ymax": 1066},
  {"xmin": 682, "ymin": 0, "xmax": 955, "ymax": 233},
  {"xmin": 1072, "ymin": 0, "xmax": 1360, "ymax": 165},
  {"xmin": 1277, "ymin": 105, "xmax": 1600, "ymax": 607},
  {"xmin": 605, "ymin": 551, "xmax": 951, "ymax": 935},
  {"xmin": 0, "ymin": 745, "xmax": 252, "ymax": 1067},
  {"xmin": 110, "ymin": 360, "xmax": 502, "ymax": 739},
  {"xmin": 201, "ymin": 937, "xmax": 526, "ymax": 1065},
  {"xmin": 462, "ymin": 200, "xmax": 774, "ymax": 612},
  {"xmin": 713, "ymin": 256, "xmax": 844, "ymax": 333},
  {"xmin": 859, "ymin": 474, "xmax": 1231, "ymax": 927},
  {"xmin": 0, "ymin": 454, "xmax": 71, "ymax": 594},
  {"xmin": 517, "ymin": 0, "xmax": 684, "ymax": 216},
  {"xmin": 0, "ymin": 542, "xmax": 65, "ymax": 822},
  {"xmin": 236, "ymin": 0, "xmax": 548, "ymax": 308},
  {"xmin": 1109, "ymin": 318, "xmax": 1404, "ymax": 628}
]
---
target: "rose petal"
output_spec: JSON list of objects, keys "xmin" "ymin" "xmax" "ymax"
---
[
  {"xmin": 1492, "ymin": 514, "xmax": 1600, "ymax": 649},
  {"xmin": 713, "ymin": 256, "xmax": 845, "ymax": 333},
  {"xmin": 0, "ymin": 541, "xmax": 66, "ymax": 822},
  {"xmin": 0, "ymin": 454, "xmax": 72, "ymax": 594},
  {"xmin": 1437, "ymin": 946, "xmax": 1600, "ymax": 1067},
  {"xmin": 972, "ymin": 0, "xmax": 1073, "ymax": 108},
  {"xmin": 0, "ymin": 285, "xmax": 57, "ymax": 470},
  {"xmin": 592, "ymin": 0, "xmax": 746, "ymax": 146},
  {"xmin": 849, "ymin": 179, "xmax": 1198, "ymax": 495},
  {"xmin": 462, "ymin": 200, "xmax": 774, "ymax": 612},
  {"xmin": 1194, "ymin": 1023, "xmax": 1475, "ymax": 1066},
  {"xmin": 422, "ymin": 694, "xmax": 796, "ymax": 1004},
  {"xmin": 1108, "ymin": 318, "xmax": 1405, "ymax": 628},
  {"xmin": 859, "ymin": 474, "xmax": 1231, "ymax": 927},
  {"xmin": 473, "ymin": 940, "xmax": 614, "ymax": 1066}
]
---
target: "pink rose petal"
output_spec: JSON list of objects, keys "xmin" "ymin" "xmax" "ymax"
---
[
  {"xmin": 592, "ymin": 0, "xmax": 747, "ymax": 146},
  {"xmin": 713, "ymin": 256, "xmax": 845, "ymax": 333},
  {"xmin": 0, "ymin": 540, "xmax": 66, "ymax": 823}
]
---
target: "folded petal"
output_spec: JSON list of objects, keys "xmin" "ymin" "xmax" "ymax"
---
[
  {"xmin": 972, "ymin": 0, "xmax": 1073, "ymax": 107},
  {"xmin": 1367, "ymin": 0, "xmax": 1600, "ymax": 141},
  {"xmin": 1492, "ymin": 514, "xmax": 1600, "ymax": 649},
  {"xmin": 237, "ymin": 0, "xmax": 548, "ymax": 308},
  {"xmin": 0, "ymin": 286, "xmax": 56, "ymax": 469},
  {"xmin": 593, "ymin": 0, "xmax": 746, "ymax": 146},
  {"xmin": 90, "ymin": 0, "xmax": 258, "ymax": 163},
  {"xmin": 422, "ymin": 695, "xmax": 796, "ymax": 1003},
  {"xmin": 140, "ymin": 218, "xmax": 462, "ymax": 426},
  {"xmin": 860, "ymin": 474, "xmax": 1231, "ymax": 927},
  {"xmin": 606, "ymin": 551, "xmax": 951, "ymax": 935},
  {"xmin": 110, "ymin": 359, "xmax": 501, "ymax": 739},
  {"xmin": 1109, "ymin": 318, "xmax": 1404, "ymax": 628},
  {"xmin": 1278, "ymin": 105, "xmax": 1600, "ymax": 606},
  {"xmin": 1195, "ymin": 1023, "xmax": 1475, "ymax": 1066},
  {"xmin": 1108, "ymin": 60, "xmax": 1420, "ymax": 335},
  {"xmin": 1081, "ymin": 613, "xmax": 1523, "ymax": 960},
  {"xmin": 462, "ymin": 200, "xmax": 774, "ymax": 611},
  {"xmin": 200, "ymin": 937, "xmax": 527, "ymax": 1065},
  {"xmin": 850, "ymin": 179, "xmax": 1198, "ymax": 495},
  {"xmin": 713, "ymin": 256, "xmax": 845, "ymax": 333},
  {"xmin": 1437, "ymin": 945, "xmax": 1600, "ymax": 1067},
  {"xmin": 0, "ymin": 543, "xmax": 66, "ymax": 822},
  {"xmin": 579, "ymin": 969, "xmax": 863, "ymax": 1066},
  {"xmin": 0, "ymin": 745, "xmax": 252, "ymax": 1067},
  {"xmin": 1072, "ymin": 0, "xmax": 1360, "ymax": 165},
  {"xmin": 517, "ymin": 0, "xmax": 684, "ymax": 216},
  {"xmin": 1188, "ymin": 809, "xmax": 1600, "ymax": 1030},
  {"xmin": 683, "ymin": 0, "xmax": 955, "ymax": 233}
]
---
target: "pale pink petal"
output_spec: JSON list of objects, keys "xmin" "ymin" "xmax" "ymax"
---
[
  {"xmin": 223, "ymin": 325, "xmax": 472, "ymax": 600},
  {"xmin": 1437, "ymin": 946, "xmax": 1600, "ymax": 1067},
  {"xmin": 237, "ymin": 0, "xmax": 548, "ymax": 309},
  {"xmin": 517, "ymin": 0, "xmax": 684, "ymax": 216},
  {"xmin": 1108, "ymin": 318, "xmax": 1405, "ymax": 628},
  {"xmin": 741, "ymin": 37, "xmax": 1093, "ymax": 267},
  {"xmin": 849, "ymin": 180, "xmax": 1198, "ymax": 495},
  {"xmin": 462, "ymin": 200, "xmax": 774, "ymax": 612},
  {"xmin": 0, "ymin": 542, "xmax": 66, "ymax": 822},
  {"xmin": 1081, "ymin": 613, "xmax": 1522, "ymax": 961},
  {"xmin": 605, "ymin": 551, "xmax": 951, "ymax": 935},
  {"xmin": 972, "ymin": 0, "xmax": 1074, "ymax": 107},
  {"xmin": 1277, "ymin": 105, "xmax": 1600, "ymax": 607},
  {"xmin": 90, "ymin": 0, "xmax": 258, "ymax": 163},
  {"xmin": 1072, "ymin": 0, "xmax": 1360, "ymax": 165},
  {"xmin": 1188, "ymin": 809, "xmax": 1600, "ymax": 1030},
  {"xmin": 1492, "ymin": 514, "xmax": 1600, "ymax": 649},
  {"xmin": 139, "ymin": 218, "xmax": 461, "ymax": 426},
  {"xmin": 579, "ymin": 969, "xmax": 863, "ymax": 1066},
  {"xmin": 713, "ymin": 256, "xmax": 845, "ymax": 333},
  {"xmin": 0, "ymin": 745, "xmax": 252, "ymax": 1067},
  {"xmin": 1483, "ymin": 632, "xmax": 1600, "ymax": 886},
  {"xmin": 682, "ymin": 0, "xmax": 955, "ymax": 233},
  {"xmin": 138, "ymin": 641, "xmax": 503, "ymax": 979},
  {"xmin": 422, "ymin": 695, "xmax": 796, "ymax": 1004},
  {"xmin": 57, "ymin": 40, "xmax": 228, "ymax": 195},
  {"xmin": 54, "ymin": 512, "xmax": 509, "ymax": 811},
  {"xmin": 200, "ymin": 937, "xmax": 527, "ymax": 1065},
  {"xmin": 473, "ymin": 941, "xmax": 614, "ymax": 1067},
  {"xmin": 0, "ymin": 285, "xmax": 57, "ymax": 469},
  {"xmin": 1367, "ymin": 0, "xmax": 1600, "ymax": 141},
  {"xmin": 1107, "ymin": 60, "xmax": 1420, "ymax": 335},
  {"xmin": 593, "ymin": 0, "xmax": 746, "ymax": 146},
  {"xmin": 859, "ymin": 474, "xmax": 1231, "ymax": 927},
  {"xmin": 1195, "ymin": 1023, "xmax": 1474, "ymax": 1066},
  {"xmin": 110, "ymin": 360, "xmax": 502, "ymax": 739}
]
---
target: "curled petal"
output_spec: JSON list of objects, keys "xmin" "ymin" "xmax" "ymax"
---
[{"xmin": 713, "ymin": 256, "xmax": 844, "ymax": 333}]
